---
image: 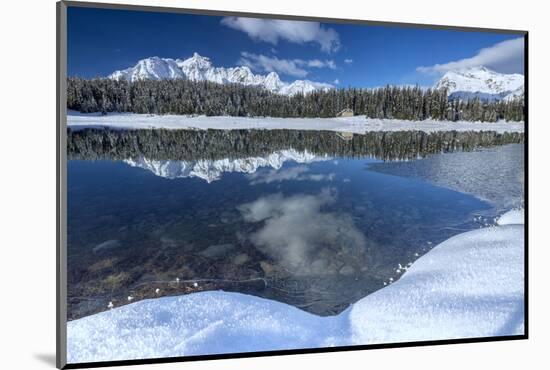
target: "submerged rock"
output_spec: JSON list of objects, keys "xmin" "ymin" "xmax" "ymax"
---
[
  {"xmin": 233, "ymin": 253, "xmax": 250, "ymax": 266},
  {"xmin": 339, "ymin": 265, "xmax": 355, "ymax": 276},
  {"xmin": 199, "ymin": 243, "xmax": 234, "ymax": 258},
  {"xmin": 260, "ymin": 261, "xmax": 275, "ymax": 275},
  {"xmin": 92, "ymin": 239, "xmax": 121, "ymax": 254},
  {"xmin": 310, "ymin": 259, "xmax": 328, "ymax": 274}
]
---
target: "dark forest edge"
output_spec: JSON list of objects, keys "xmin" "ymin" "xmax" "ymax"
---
[
  {"xmin": 67, "ymin": 128, "xmax": 525, "ymax": 162},
  {"xmin": 67, "ymin": 78, "xmax": 525, "ymax": 122}
]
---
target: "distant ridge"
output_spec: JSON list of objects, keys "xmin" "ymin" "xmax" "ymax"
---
[
  {"xmin": 434, "ymin": 66, "xmax": 524, "ymax": 101},
  {"xmin": 109, "ymin": 52, "xmax": 333, "ymax": 96}
]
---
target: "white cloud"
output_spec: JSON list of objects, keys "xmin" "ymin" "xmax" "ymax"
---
[
  {"xmin": 417, "ymin": 37, "xmax": 524, "ymax": 74},
  {"xmin": 221, "ymin": 17, "xmax": 340, "ymax": 53},
  {"xmin": 333, "ymin": 79, "xmax": 340, "ymax": 85},
  {"xmin": 305, "ymin": 59, "xmax": 337, "ymax": 69},
  {"xmin": 344, "ymin": 59, "xmax": 353, "ymax": 64},
  {"xmin": 248, "ymin": 166, "xmax": 335, "ymax": 185},
  {"xmin": 239, "ymin": 52, "xmax": 308, "ymax": 77},
  {"xmin": 239, "ymin": 52, "xmax": 337, "ymax": 78},
  {"xmin": 238, "ymin": 189, "xmax": 366, "ymax": 273}
]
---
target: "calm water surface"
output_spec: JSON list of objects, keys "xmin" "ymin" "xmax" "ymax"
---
[{"xmin": 67, "ymin": 129, "xmax": 523, "ymax": 320}]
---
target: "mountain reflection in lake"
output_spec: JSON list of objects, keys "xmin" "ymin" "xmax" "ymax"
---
[{"xmin": 67, "ymin": 128, "xmax": 524, "ymax": 320}]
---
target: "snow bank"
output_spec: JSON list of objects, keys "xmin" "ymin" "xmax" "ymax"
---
[
  {"xmin": 67, "ymin": 291, "xmax": 348, "ymax": 363},
  {"xmin": 67, "ymin": 111, "xmax": 524, "ymax": 134},
  {"xmin": 67, "ymin": 209, "xmax": 525, "ymax": 363},
  {"xmin": 497, "ymin": 208, "xmax": 524, "ymax": 225},
  {"xmin": 349, "ymin": 223, "xmax": 524, "ymax": 344}
]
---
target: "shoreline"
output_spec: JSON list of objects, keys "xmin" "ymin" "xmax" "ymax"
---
[
  {"xmin": 67, "ymin": 111, "xmax": 524, "ymax": 134},
  {"xmin": 67, "ymin": 208, "xmax": 524, "ymax": 363}
]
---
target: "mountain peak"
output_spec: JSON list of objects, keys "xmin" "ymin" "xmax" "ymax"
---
[
  {"xmin": 178, "ymin": 52, "xmax": 213, "ymax": 71},
  {"xmin": 464, "ymin": 65, "xmax": 489, "ymax": 73},
  {"xmin": 110, "ymin": 56, "xmax": 184, "ymax": 81},
  {"xmin": 188, "ymin": 52, "xmax": 210, "ymax": 63},
  {"xmin": 109, "ymin": 53, "xmax": 333, "ymax": 96},
  {"xmin": 435, "ymin": 66, "xmax": 524, "ymax": 100}
]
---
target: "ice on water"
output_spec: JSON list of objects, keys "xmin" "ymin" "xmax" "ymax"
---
[{"xmin": 369, "ymin": 144, "xmax": 524, "ymax": 212}]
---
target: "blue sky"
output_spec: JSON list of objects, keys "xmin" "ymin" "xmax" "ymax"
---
[{"xmin": 67, "ymin": 6, "xmax": 524, "ymax": 88}]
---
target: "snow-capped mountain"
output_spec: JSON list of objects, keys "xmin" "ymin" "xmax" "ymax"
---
[
  {"xmin": 109, "ymin": 53, "xmax": 333, "ymax": 96},
  {"xmin": 109, "ymin": 56, "xmax": 185, "ymax": 81},
  {"xmin": 434, "ymin": 66, "xmax": 524, "ymax": 101},
  {"xmin": 502, "ymin": 86, "xmax": 525, "ymax": 101},
  {"xmin": 124, "ymin": 149, "xmax": 329, "ymax": 183}
]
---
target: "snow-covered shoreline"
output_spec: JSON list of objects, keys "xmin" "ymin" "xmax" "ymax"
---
[
  {"xmin": 67, "ymin": 111, "xmax": 524, "ymax": 134},
  {"xmin": 67, "ymin": 209, "xmax": 525, "ymax": 363}
]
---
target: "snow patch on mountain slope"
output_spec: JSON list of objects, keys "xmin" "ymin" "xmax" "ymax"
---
[
  {"xmin": 280, "ymin": 79, "xmax": 333, "ymax": 96},
  {"xmin": 67, "ymin": 209, "xmax": 524, "ymax": 363},
  {"xmin": 435, "ymin": 66, "xmax": 524, "ymax": 101},
  {"xmin": 124, "ymin": 150, "xmax": 329, "ymax": 183},
  {"xmin": 110, "ymin": 57, "xmax": 185, "ymax": 81},
  {"xmin": 109, "ymin": 52, "xmax": 333, "ymax": 96},
  {"xmin": 503, "ymin": 86, "xmax": 525, "ymax": 101}
]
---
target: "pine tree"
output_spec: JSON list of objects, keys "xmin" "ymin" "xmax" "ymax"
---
[{"xmin": 66, "ymin": 77, "xmax": 525, "ymax": 122}]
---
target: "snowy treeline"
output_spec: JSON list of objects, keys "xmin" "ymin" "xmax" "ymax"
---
[{"xmin": 67, "ymin": 78, "xmax": 525, "ymax": 122}]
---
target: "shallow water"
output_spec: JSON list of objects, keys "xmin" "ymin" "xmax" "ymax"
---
[{"xmin": 66, "ymin": 129, "xmax": 523, "ymax": 320}]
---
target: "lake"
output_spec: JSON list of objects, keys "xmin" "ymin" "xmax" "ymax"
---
[{"xmin": 66, "ymin": 128, "xmax": 524, "ymax": 320}]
